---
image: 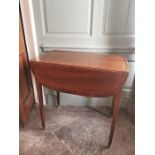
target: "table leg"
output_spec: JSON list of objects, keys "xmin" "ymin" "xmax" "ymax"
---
[
  {"xmin": 36, "ymin": 81, "xmax": 45, "ymax": 129},
  {"xmin": 108, "ymin": 92, "xmax": 121, "ymax": 147},
  {"xmin": 56, "ymin": 91, "xmax": 60, "ymax": 106},
  {"xmin": 111, "ymin": 96, "xmax": 114, "ymax": 116}
]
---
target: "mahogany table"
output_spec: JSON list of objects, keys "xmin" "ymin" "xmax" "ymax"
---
[{"xmin": 30, "ymin": 50, "xmax": 129, "ymax": 147}]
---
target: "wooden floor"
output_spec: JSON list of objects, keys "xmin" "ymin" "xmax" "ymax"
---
[{"xmin": 20, "ymin": 105, "xmax": 134, "ymax": 155}]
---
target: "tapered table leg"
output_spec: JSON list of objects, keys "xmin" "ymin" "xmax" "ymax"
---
[
  {"xmin": 56, "ymin": 91, "xmax": 60, "ymax": 106},
  {"xmin": 111, "ymin": 96, "xmax": 115, "ymax": 116},
  {"xmin": 36, "ymin": 81, "xmax": 45, "ymax": 129},
  {"xmin": 108, "ymin": 92, "xmax": 121, "ymax": 147}
]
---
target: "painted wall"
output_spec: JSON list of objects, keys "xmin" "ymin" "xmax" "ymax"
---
[{"xmin": 30, "ymin": 0, "xmax": 135, "ymax": 107}]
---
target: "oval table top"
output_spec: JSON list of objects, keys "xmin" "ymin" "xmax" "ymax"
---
[{"xmin": 31, "ymin": 50, "xmax": 129, "ymax": 73}]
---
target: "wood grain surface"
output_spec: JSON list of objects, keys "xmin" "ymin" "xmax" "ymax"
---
[
  {"xmin": 30, "ymin": 51, "xmax": 128, "ymax": 97},
  {"xmin": 32, "ymin": 50, "xmax": 129, "ymax": 72}
]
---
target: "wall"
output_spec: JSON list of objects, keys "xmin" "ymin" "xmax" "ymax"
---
[{"xmin": 31, "ymin": 0, "xmax": 135, "ymax": 107}]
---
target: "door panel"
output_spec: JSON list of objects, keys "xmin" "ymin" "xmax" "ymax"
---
[{"xmin": 19, "ymin": 11, "xmax": 34, "ymax": 126}]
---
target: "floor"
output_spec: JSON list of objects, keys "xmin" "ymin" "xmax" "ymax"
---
[{"xmin": 20, "ymin": 105, "xmax": 135, "ymax": 155}]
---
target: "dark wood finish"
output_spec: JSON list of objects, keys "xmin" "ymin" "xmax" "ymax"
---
[
  {"xmin": 36, "ymin": 81, "xmax": 45, "ymax": 129},
  {"xmin": 108, "ymin": 92, "xmax": 121, "ymax": 147},
  {"xmin": 19, "ymin": 12, "xmax": 34, "ymax": 126},
  {"xmin": 30, "ymin": 50, "xmax": 128, "ymax": 146},
  {"xmin": 56, "ymin": 91, "xmax": 60, "ymax": 106},
  {"xmin": 30, "ymin": 51, "xmax": 128, "ymax": 97},
  {"xmin": 111, "ymin": 96, "xmax": 115, "ymax": 116}
]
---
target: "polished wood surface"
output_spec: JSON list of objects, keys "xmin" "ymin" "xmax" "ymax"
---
[
  {"xmin": 30, "ymin": 50, "xmax": 129, "ymax": 147},
  {"xmin": 33, "ymin": 51, "xmax": 128, "ymax": 72},
  {"xmin": 19, "ymin": 12, "xmax": 34, "ymax": 126},
  {"xmin": 31, "ymin": 51, "xmax": 128, "ymax": 97}
]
